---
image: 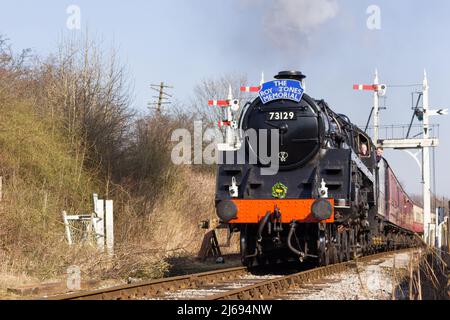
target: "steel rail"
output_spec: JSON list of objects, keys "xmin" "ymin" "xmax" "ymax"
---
[
  {"xmin": 45, "ymin": 266, "xmax": 248, "ymax": 300},
  {"xmin": 45, "ymin": 248, "xmax": 418, "ymax": 300},
  {"xmin": 203, "ymin": 248, "xmax": 417, "ymax": 300}
]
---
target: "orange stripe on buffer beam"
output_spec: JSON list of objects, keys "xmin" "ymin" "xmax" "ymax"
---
[{"xmin": 229, "ymin": 199, "xmax": 335, "ymax": 224}]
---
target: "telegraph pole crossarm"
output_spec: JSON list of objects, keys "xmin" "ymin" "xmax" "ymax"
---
[{"xmin": 148, "ymin": 82, "xmax": 174, "ymax": 114}]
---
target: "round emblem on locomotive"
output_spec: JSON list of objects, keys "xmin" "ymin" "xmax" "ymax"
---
[{"xmin": 272, "ymin": 182, "xmax": 288, "ymax": 199}]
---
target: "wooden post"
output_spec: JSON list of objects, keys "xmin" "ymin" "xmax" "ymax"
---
[
  {"xmin": 0, "ymin": 176, "xmax": 3, "ymax": 202},
  {"xmin": 94, "ymin": 199, "xmax": 105, "ymax": 252},
  {"xmin": 93, "ymin": 193, "xmax": 99, "ymax": 213},
  {"xmin": 105, "ymin": 200, "xmax": 114, "ymax": 256},
  {"xmin": 62, "ymin": 211, "xmax": 72, "ymax": 245}
]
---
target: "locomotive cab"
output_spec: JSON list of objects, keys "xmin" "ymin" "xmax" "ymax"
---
[{"xmin": 355, "ymin": 130, "xmax": 377, "ymax": 170}]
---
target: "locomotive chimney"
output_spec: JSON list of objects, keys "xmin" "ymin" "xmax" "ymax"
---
[{"xmin": 275, "ymin": 71, "xmax": 307, "ymax": 89}]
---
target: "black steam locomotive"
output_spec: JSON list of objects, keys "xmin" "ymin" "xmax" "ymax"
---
[{"xmin": 214, "ymin": 71, "xmax": 420, "ymax": 266}]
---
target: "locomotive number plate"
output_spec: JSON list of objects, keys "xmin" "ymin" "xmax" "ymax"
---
[{"xmin": 266, "ymin": 111, "xmax": 296, "ymax": 121}]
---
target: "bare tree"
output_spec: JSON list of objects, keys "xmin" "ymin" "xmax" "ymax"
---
[
  {"xmin": 0, "ymin": 35, "xmax": 32, "ymax": 98},
  {"xmin": 191, "ymin": 73, "xmax": 248, "ymax": 123},
  {"xmin": 34, "ymin": 34, "xmax": 134, "ymax": 176}
]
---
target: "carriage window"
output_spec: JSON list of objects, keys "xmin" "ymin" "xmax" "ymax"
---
[{"xmin": 358, "ymin": 134, "xmax": 371, "ymax": 158}]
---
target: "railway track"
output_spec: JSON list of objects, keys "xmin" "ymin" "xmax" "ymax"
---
[{"xmin": 45, "ymin": 248, "xmax": 418, "ymax": 300}]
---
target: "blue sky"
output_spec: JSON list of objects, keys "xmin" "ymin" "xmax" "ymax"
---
[{"xmin": 1, "ymin": 0, "xmax": 449, "ymax": 197}]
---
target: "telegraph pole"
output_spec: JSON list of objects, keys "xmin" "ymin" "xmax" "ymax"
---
[
  {"xmin": 148, "ymin": 82, "xmax": 173, "ymax": 114},
  {"xmin": 422, "ymin": 70, "xmax": 432, "ymax": 245}
]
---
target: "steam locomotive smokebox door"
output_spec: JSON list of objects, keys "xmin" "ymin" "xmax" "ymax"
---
[{"xmin": 242, "ymin": 75, "xmax": 324, "ymax": 170}]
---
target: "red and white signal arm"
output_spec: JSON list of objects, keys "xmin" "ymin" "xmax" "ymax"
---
[
  {"xmin": 240, "ymin": 86, "xmax": 261, "ymax": 93},
  {"xmin": 208, "ymin": 99, "xmax": 240, "ymax": 110},
  {"xmin": 353, "ymin": 84, "xmax": 387, "ymax": 96},
  {"xmin": 208, "ymin": 100, "xmax": 230, "ymax": 107},
  {"xmin": 218, "ymin": 121, "xmax": 231, "ymax": 127}
]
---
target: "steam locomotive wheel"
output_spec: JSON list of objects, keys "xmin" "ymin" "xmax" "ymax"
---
[
  {"xmin": 318, "ymin": 226, "xmax": 331, "ymax": 266},
  {"xmin": 342, "ymin": 231, "xmax": 350, "ymax": 261},
  {"xmin": 336, "ymin": 231, "xmax": 344, "ymax": 263},
  {"xmin": 318, "ymin": 240, "xmax": 329, "ymax": 266},
  {"xmin": 329, "ymin": 243, "xmax": 338, "ymax": 264},
  {"xmin": 349, "ymin": 228, "xmax": 356, "ymax": 259},
  {"xmin": 360, "ymin": 232, "xmax": 369, "ymax": 256},
  {"xmin": 360, "ymin": 233, "xmax": 366, "ymax": 256},
  {"xmin": 328, "ymin": 225, "xmax": 338, "ymax": 264},
  {"xmin": 240, "ymin": 225, "xmax": 256, "ymax": 267}
]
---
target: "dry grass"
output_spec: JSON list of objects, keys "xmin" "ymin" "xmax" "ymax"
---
[
  {"xmin": 0, "ymin": 97, "xmax": 100, "ymax": 280},
  {"xmin": 0, "ymin": 34, "xmax": 237, "ymax": 292},
  {"xmin": 0, "ymin": 103, "xmax": 224, "ymax": 284},
  {"xmin": 147, "ymin": 168, "xmax": 216, "ymax": 253},
  {"xmin": 0, "ymin": 250, "xmax": 40, "ymax": 291}
]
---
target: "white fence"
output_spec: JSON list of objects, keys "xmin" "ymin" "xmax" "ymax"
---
[{"xmin": 62, "ymin": 194, "xmax": 114, "ymax": 255}]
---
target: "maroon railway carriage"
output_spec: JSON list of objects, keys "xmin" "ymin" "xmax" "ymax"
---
[
  {"xmin": 412, "ymin": 204, "xmax": 424, "ymax": 234},
  {"xmin": 378, "ymin": 158, "xmax": 423, "ymax": 235}
]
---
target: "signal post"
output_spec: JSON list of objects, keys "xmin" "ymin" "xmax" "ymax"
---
[{"xmin": 355, "ymin": 70, "xmax": 446, "ymax": 247}]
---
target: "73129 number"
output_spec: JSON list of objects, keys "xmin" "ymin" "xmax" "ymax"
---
[{"xmin": 267, "ymin": 111, "xmax": 296, "ymax": 121}]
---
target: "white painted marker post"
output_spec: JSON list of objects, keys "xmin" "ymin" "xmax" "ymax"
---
[
  {"xmin": 105, "ymin": 200, "xmax": 114, "ymax": 256},
  {"xmin": 62, "ymin": 211, "xmax": 72, "ymax": 245},
  {"xmin": 94, "ymin": 199, "xmax": 105, "ymax": 252}
]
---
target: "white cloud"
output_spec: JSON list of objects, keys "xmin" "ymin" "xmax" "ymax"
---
[{"xmin": 242, "ymin": 0, "xmax": 339, "ymax": 47}]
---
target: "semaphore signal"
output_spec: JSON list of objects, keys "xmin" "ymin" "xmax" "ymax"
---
[
  {"xmin": 240, "ymin": 72, "xmax": 265, "ymax": 93},
  {"xmin": 354, "ymin": 70, "xmax": 447, "ymax": 246}
]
